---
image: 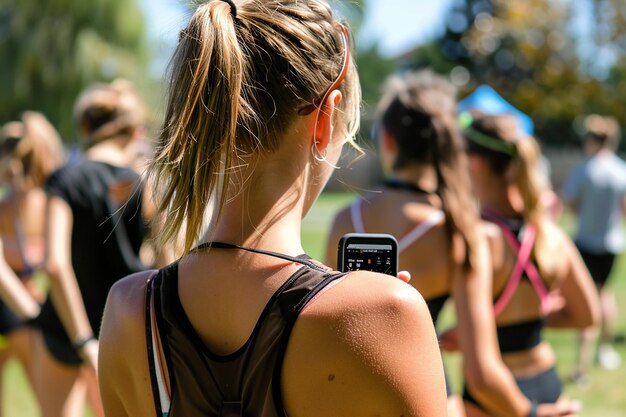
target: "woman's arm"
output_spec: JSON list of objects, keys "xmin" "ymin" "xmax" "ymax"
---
[
  {"xmin": 453, "ymin": 230, "xmax": 534, "ymax": 417},
  {"xmin": 0, "ymin": 238, "xmax": 41, "ymax": 320},
  {"xmin": 282, "ymin": 271, "xmax": 447, "ymax": 417},
  {"xmin": 44, "ymin": 196, "xmax": 98, "ymax": 370},
  {"xmin": 99, "ymin": 272, "xmax": 157, "ymax": 417},
  {"xmin": 545, "ymin": 229, "xmax": 600, "ymax": 329}
]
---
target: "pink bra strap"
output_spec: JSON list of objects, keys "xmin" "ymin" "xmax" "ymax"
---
[{"xmin": 492, "ymin": 222, "xmax": 551, "ymax": 316}]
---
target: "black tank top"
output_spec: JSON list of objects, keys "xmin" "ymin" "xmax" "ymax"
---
[
  {"xmin": 39, "ymin": 160, "xmax": 146, "ymax": 339},
  {"xmin": 147, "ymin": 250, "xmax": 347, "ymax": 417}
]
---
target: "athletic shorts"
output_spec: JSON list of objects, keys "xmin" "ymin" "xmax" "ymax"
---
[
  {"xmin": 463, "ymin": 366, "xmax": 562, "ymax": 408},
  {"xmin": 576, "ymin": 246, "xmax": 617, "ymax": 287},
  {"xmin": 41, "ymin": 331, "xmax": 83, "ymax": 366}
]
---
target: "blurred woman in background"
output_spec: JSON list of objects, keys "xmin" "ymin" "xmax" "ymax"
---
[
  {"xmin": 0, "ymin": 112, "xmax": 65, "ymax": 416},
  {"xmin": 463, "ymin": 113, "xmax": 600, "ymax": 416},
  {"xmin": 38, "ymin": 79, "xmax": 155, "ymax": 417}
]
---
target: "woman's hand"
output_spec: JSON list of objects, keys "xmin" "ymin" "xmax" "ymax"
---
[{"xmin": 397, "ymin": 270, "xmax": 411, "ymax": 283}]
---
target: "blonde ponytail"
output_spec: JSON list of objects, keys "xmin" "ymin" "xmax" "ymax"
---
[
  {"xmin": 514, "ymin": 137, "xmax": 556, "ymax": 276},
  {"xmin": 432, "ymin": 113, "xmax": 480, "ymax": 270},
  {"xmin": 149, "ymin": 0, "xmax": 360, "ymax": 254}
]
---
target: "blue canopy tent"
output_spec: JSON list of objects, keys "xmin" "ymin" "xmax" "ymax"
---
[{"xmin": 457, "ymin": 85, "xmax": 534, "ymax": 135}]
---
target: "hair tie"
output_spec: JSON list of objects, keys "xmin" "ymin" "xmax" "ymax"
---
[{"xmin": 220, "ymin": 0, "xmax": 237, "ymax": 18}]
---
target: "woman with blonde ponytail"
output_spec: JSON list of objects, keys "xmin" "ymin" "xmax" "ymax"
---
[
  {"xmin": 463, "ymin": 113, "xmax": 599, "ymax": 416},
  {"xmin": 98, "ymin": 2, "xmax": 446, "ymax": 417}
]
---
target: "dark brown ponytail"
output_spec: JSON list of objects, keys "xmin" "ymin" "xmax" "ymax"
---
[{"xmin": 379, "ymin": 71, "xmax": 480, "ymax": 269}]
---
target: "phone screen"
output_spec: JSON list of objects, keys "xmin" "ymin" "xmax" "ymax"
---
[{"xmin": 338, "ymin": 233, "xmax": 398, "ymax": 276}]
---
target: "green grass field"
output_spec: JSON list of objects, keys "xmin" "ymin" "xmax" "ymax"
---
[{"xmin": 4, "ymin": 191, "xmax": 625, "ymax": 416}]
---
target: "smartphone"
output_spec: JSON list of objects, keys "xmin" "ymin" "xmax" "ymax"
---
[{"xmin": 337, "ymin": 233, "xmax": 398, "ymax": 276}]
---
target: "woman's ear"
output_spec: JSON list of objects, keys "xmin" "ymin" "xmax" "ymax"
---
[{"xmin": 312, "ymin": 90, "xmax": 343, "ymax": 153}]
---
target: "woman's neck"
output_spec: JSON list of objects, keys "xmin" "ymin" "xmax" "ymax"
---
[
  {"xmin": 85, "ymin": 137, "xmax": 133, "ymax": 167},
  {"xmin": 202, "ymin": 155, "xmax": 309, "ymax": 257},
  {"xmin": 392, "ymin": 164, "xmax": 437, "ymax": 192}
]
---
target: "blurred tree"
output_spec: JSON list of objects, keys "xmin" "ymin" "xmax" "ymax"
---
[
  {"xmin": 400, "ymin": 0, "xmax": 626, "ymax": 147},
  {"xmin": 459, "ymin": 0, "xmax": 626, "ymax": 147},
  {"xmin": 0, "ymin": 0, "xmax": 151, "ymax": 141},
  {"xmin": 459, "ymin": 0, "xmax": 590, "ymax": 143},
  {"xmin": 439, "ymin": 0, "xmax": 492, "ymax": 68},
  {"xmin": 356, "ymin": 43, "xmax": 396, "ymax": 108},
  {"xmin": 587, "ymin": 0, "xmax": 626, "ymax": 73}
]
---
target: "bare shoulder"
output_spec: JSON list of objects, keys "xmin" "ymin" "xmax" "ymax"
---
[
  {"xmin": 99, "ymin": 270, "xmax": 159, "ymax": 417},
  {"xmin": 101, "ymin": 270, "xmax": 155, "ymax": 333},
  {"xmin": 301, "ymin": 270, "xmax": 428, "ymax": 322},
  {"xmin": 281, "ymin": 271, "xmax": 446, "ymax": 417},
  {"xmin": 479, "ymin": 220, "xmax": 506, "ymax": 266}
]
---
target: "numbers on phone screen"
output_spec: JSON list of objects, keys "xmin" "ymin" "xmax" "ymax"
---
[{"xmin": 345, "ymin": 247, "xmax": 394, "ymax": 275}]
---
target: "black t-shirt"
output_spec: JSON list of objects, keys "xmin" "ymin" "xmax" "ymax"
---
[{"xmin": 39, "ymin": 159, "xmax": 147, "ymax": 339}]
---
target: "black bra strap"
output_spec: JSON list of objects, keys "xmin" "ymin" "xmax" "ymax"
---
[
  {"xmin": 384, "ymin": 179, "xmax": 433, "ymax": 195},
  {"xmin": 192, "ymin": 241, "xmax": 328, "ymax": 273}
]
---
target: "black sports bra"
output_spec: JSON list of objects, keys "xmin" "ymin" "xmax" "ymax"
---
[{"xmin": 496, "ymin": 318, "xmax": 544, "ymax": 353}]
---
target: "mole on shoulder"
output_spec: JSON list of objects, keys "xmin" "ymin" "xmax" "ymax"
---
[{"xmin": 327, "ymin": 374, "xmax": 335, "ymax": 382}]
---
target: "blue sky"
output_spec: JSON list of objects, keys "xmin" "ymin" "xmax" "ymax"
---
[
  {"xmin": 140, "ymin": 0, "xmax": 456, "ymax": 76},
  {"xmin": 359, "ymin": 0, "xmax": 454, "ymax": 56}
]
